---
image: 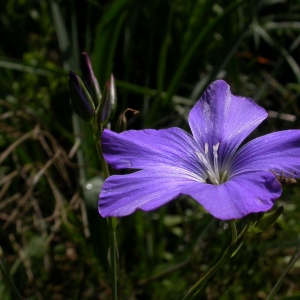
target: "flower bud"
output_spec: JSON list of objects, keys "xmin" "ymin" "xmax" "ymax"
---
[
  {"xmin": 68, "ymin": 71, "xmax": 95, "ymax": 122},
  {"xmin": 249, "ymin": 205, "xmax": 284, "ymax": 234},
  {"xmin": 108, "ymin": 74, "xmax": 117, "ymax": 117},
  {"xmin": 96, "ymin": 74, "xmax": 117, "ymax": 126},
  {"xmin": 81, "ymin": 52, "xmax": 101, "ymax": 106}
]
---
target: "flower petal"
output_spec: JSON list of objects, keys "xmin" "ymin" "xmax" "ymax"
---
[
  {"xmin": 99, "ymin": 169, "xmax": 197, "ymax": 217},
  {"xmin": 101, "ymin": 128, "xmax": 204, "ymax": 175},
  {"xmin": 181, "ymin": 171, "xmax": 281, "ymax": 220},
  {"xmin": 188, "ymin": 80, "xmax": 267, "ymax": 164},
  {"xmin": 232, "ymin": 130, "xmax": 300, "ymax": 177}
]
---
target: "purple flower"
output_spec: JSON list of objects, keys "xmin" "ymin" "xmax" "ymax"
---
[{"xmin": 98, "ymin": 80, "xmax": 300, "ymax": 220}]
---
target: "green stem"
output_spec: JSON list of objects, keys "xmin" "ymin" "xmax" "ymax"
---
[
  {"xmin": 96, "ymin": 140, "xmax": 109, "ymax": 179},
  {"xmin": 107, "ymin": 217, "xmax": 118, "ymax": 300},
  {"xmin": 182, "ymin": 221, "xmax": 252, "ymax": 300},
  {"xmin": 266, "ymin": 241, "xmax": 300, "ymax": 300},
  {"xmin": 95, "ymin": 137, "xmax": 117, "ymax": 300},
  {"xmin": 229, "ymin": 221, "xmax": 237, "ymax": 243},
  {"xmin": 182, "ymin": 252, "xmax": 228, "ymax": 300},
  {"xmin": 0, "ymin": 258, "xmax": 25, "ymax": 300}
]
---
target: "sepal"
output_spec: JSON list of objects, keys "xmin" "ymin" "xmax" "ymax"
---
[{"xmin": 248, "ymin": 205, "xmax": 284, "ymax": 234}]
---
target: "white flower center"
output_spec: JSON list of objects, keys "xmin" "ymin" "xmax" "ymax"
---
[{"xmin": 196, "ymin": 142, "xmax": 228, "ymax": 185}]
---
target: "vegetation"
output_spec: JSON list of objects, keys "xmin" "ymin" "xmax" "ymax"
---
[{"xmin": 1, "ymin": 0, "xmax": 300, "ymax": 299}]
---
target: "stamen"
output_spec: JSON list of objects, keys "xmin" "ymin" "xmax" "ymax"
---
[
  {"xmin": 196, "ymin": 142, "xmax": 226, "ymax": 185},
  {"xmin": 205, "ymin": 143, "xmax": 209, "ymax": 154},
  {"xmin": 221, "ymin": 170, "xmax": 228, "ymax": 183},
  {"xmin": 196, "ymin": 152, "xmax": 208, "ymax": 166},
  {"xmin": 196, "ymin": 152, "xmax": 215, "ymax": 180},
  {"xmin": 213, "ymin": 143, "xmax": 220, "ymax": 181},
  {"xmin": 213, "ymin": 143, "xmax": 220, "ymax": 157}
]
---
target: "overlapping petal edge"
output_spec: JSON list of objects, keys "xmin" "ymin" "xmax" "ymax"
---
[{"xmin": 99, "ymin": 80, "xmax": 300, "ymax": 220}]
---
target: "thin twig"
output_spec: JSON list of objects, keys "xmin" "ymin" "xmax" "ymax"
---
[{"xmin": 0, "ymin": 130, "xmax": 34, "ymax": 164}]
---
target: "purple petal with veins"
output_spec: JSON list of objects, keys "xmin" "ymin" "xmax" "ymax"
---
[{"xmin": 99, "ymin": 80, "xmax": 300, "ymax": 220}]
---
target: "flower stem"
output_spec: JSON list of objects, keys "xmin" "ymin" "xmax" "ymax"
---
[
  {"xmin": 229, "ymin": 221, "xmax": 237, "ymax": 243},
  {"xmin": 107, "ymin": 217, "xmax": 118, "ymax": 300},
  {"xmin": 266, "ymin": 241, "xmax": 300, "ymax": 300},
  {"xmin": 182, "ymin": 221, "xmax": 251, "ymax": 300},
  {"xmin": 95, "ymin": 138, "xmax": 118, "ymax": 300},
  {"xmin": 0, "ymin": 258, "xmax": 24, "ymax": 300},
  {"xmin": 96, "ymin": 140, "xmax": 109, "ymax": 179},
  {"xmin": 182, "ymin": 253, "xmax": 228, "ymax": 300}
]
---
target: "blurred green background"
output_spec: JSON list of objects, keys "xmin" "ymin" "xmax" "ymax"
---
[{"xmin": 1, "ymin": 0, "xmax": 300, "ymax": 299}]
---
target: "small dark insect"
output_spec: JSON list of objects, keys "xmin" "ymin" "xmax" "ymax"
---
[
  {"xmin": 206, "ymin": 177, "xmax": 213, "ymax": 184},
  {"xmin": 271, "ymin": 170, "xmax": 297, "ymax": 186}
]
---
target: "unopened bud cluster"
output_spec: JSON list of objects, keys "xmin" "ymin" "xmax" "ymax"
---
[{"xmin": 68, "ymin": 53, "xmax": 117, "ymax": 130}]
